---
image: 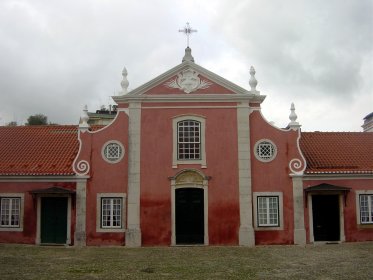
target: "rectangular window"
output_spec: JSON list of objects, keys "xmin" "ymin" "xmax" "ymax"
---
[
  {"xmin": 177, "ymin": 120, "xmax": 201, "ymax": 160},
  {"xmin": 359, "ymin": 194, "xmax": 373, "ymax": 224},
  {"xmin": 0, "ymin": 197, "xmax": 21, "ymax": 228},
  {"xmin": 101, "ymin": 198, "xmax": 122, "ymax": 228},
  {"xmin": 257, "ymin": 196, "xmax": 279, "ymax": 227}
]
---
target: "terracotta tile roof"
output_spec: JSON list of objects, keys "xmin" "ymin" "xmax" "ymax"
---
[
  {"xmin": 0, "ymin": 125, "xmax": 79, "ymax": 176},
  {"xmin": 300, "ymin": 132, "xmax": 373, "ymax": 174}
]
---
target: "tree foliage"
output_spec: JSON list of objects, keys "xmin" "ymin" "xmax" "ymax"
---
[
  {"xmin": 6, "ymin": 121, "xmax": 18, "ymax": 126},
  {"xmin": 26, "ymin": 114, "xmax": 48, "ymax": 125}
]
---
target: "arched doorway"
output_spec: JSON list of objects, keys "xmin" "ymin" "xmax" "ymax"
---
[{"xmin": 170, "ymin": 169, "xmax": 209, "ymax": 245}]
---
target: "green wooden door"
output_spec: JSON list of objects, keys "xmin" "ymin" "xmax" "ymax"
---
[{"xmin": 41, "ymin": 197, "xmax": 68, "ymax": 244}]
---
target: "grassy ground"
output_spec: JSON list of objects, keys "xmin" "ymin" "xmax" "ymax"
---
[{"xmin": 0, "ymin": 242, "xmax": 372, "ymax": 279}]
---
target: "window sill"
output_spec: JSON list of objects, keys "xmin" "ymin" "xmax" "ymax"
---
[
  {"xmin": 173, "ymin": 161, "xmax": 207, "ymax": 169},
  {"xmin": 254, "ymin": 225, "xmax": 283, "ymax": 231},
  {"xmin": 96, "ymin": 228, "xmax": 126, "ymax": 233},
  {"xmin": 0, "ymin": 227, "xmax": 23, "ymax": 232},
  {"xmin": 358, "ymin": 224, "xmax": 373, "ymax": 229}
]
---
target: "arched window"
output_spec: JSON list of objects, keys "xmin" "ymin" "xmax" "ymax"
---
[{"xmin": 172, "ymin": 115, "xmax": 206, "ymax": 168}]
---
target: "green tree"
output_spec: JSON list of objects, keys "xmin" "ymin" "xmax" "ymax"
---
[
  {"xmin": 26, "ymin": 114, "xmax": 48, "ymax": 125},
  {"xmin": 6, "ymin": 121, "xmax": 18, "ymax": 126}
]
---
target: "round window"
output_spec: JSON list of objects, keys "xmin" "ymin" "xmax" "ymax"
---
[
  {"xmin": 102, "ymin": 141, "xmax": 124, "ymax": 163},
  {"xmin": 254, "ymin": 140, "xmax": 277, "ymax": 162}
]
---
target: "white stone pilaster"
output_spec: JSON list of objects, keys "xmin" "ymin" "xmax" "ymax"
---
[
  {"xmin": 237, "ymin": 103, "xmax": 255, "ymax": 246},
  {"xmin": 292, "ymin": 175, "xmax": 306, "ymax": 245},
  {"xmin": 75, "ymin": 180, "xmax": 87, "ymax": 246},
  {"xmin": 126, "ymin": 102, "xmax": 142, "ymax": 247}
]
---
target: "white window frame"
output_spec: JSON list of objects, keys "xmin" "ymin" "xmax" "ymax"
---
[
  {"xmin": 356, "ymin": 191, "xmax": 373, "ymax": 225},
  {"xmin": 253, "ymin": 192, "xmax": 283, "ymax": 230},
  {"xmin": 0, "ymin": 193, "xmax": 24, "ymax": 232},
  {"xmin": 101, "ymin": 140, "xmax": 125, "ymax": 164},
  {"xmin": 96, "ymin": 193, "xmax": 126, "ymax": 233},
  {"xmin": 177, "ymin": 120, "xmax": 201, "ymax": 160},
  {"xmin": 172, "ymin": 115, "xmax": 206, "ymax": 168},
  {"xmin": 254, "ymin": 139, "xmax": 277, "ymax": 163}
]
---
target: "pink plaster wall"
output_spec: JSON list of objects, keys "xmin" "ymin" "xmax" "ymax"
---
[
  {"xmin": 0, "ymin": 182, "xmax": 76, "ymax": 244},
  {"xmin": 303, "ymin": 179, "xmax": 373, "ymax": 243},
  {"xmin": 80, "ymin": 112, "xmax": 129, "ymax": 246},
  {"xmin": 139, "ymin": 103, "xmax": 240, "ymax": 245},
  {"xmin": 250, "ymin": 111, "xmax": 303, "ymax": 245}
]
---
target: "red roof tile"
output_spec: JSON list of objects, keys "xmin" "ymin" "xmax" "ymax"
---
[
  {"xmin": 0, "ymin": 125, "xmax": 79, "ymax": 176},
  {"xmin": 300, "ymin": 132, "xmax": 373, "ymax": 174}
]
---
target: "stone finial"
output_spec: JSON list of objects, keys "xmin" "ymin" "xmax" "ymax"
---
[
  {"xmin": 288, "ymin": 102, "xmax": 301, "ymax": 130},
  {"xmin": 249, "ymin": 66, "xmax": 259, "ymax": 94},
  {"xmin": 79, "ymin": 105, "xmax": 90, "ymax": 131},
  {"xmin": 182, "ymin": 47, "xmax": 195, "ymax": 63},
  {"xmin": 120, "ymin": 66, "xmax": 129, "ymax": 95},
  {"xmin": 289, "ymin": 103, "xmax": 297, "ymax": 122}
]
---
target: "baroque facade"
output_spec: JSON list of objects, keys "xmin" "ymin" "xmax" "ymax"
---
[{"xmin": 0, "ymin": 48, "xmax": 372, "ymax": 246}]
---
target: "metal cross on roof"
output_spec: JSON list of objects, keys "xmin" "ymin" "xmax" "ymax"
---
[{"xmin": 179, "ymin": 22, "xmax": 197, "ymax": 47}]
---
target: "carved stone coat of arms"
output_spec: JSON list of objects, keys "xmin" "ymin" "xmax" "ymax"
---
[{"xmin": 164, "ymin": 68, "xmax": 212, "ymax": 93}]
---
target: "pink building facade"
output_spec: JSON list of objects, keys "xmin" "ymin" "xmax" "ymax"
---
[{"xmin": 1, "ymin": 48, "xmax": 372, "ymax": 246}]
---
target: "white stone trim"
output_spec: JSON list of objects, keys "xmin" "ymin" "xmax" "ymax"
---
[
  {"xmin": 355, "ymin": 190, "xmax": 373, "ymax": 225},
  {"xmin": 303, "ymin": 174, "xmax": 373, "ymax": 180},
  {"xmin": 291, "ymin": 176, "xmax": 306, "ymax": 245},
  {"xmin": 172, "ymin": 115, "xmax": 206, "ymax": 168},
  {"xmin": 253, "ymin": 192, "xmax": 284, "ymax": 230},
  {"xmin": 114, "ymin": 94, "xmax": 265, "ymax": 104},
  {"xmin": 256, "ymin": 110, "xmax": 288, "ymax": 132},
  {"xmin": 170, "ymin": 181, "xmax": 209, "ymax": 246},
  {"xmin": 125, "ymin": 102, "xmax": 142, "ymax": 247},
  {"xmin": 36, "ymin": 194, "xmax": 72, "ymax": 245},
  {"xmin": 164, "ymin": 68, "xmax": 213, "ymax": 93},
  {"xmin": 96, "ymin": 193, "xmax": 127, "ymax": 233},
  {"xmin": 73, "ymin": 110, "xmax": 128, "ymax": 176},
  {"xmin": 75, "ymin": 180, "xmax": 87, "ymax": 246},
  {"xmin": 74, "ymin": 160, "xmax": 90, "ymax": 176},
  {"xmin": 0, "ymin": 193, "xmax": 24, "ymax": 232},
  {"xmin": 101, "ymin": 140, "xmax": 125, "ymax": 164},
  {"xmin": 72, "ymin": 130, "xmax": 90, "ymax": 176},
  {"xmin": 142, "ymin": 105, "xmax": 245, "ymax": 110},
  {"xmin": 289, "ymin": 129, "xmax": 307, "ymax": 175},
  {"xmin": 113, "ymin": 61, "xmax": 258, "ymax": 97},
  {"xmin": 253, "ymin": 139, "xmax": 277, "ymax": 163},
  {"xmin": 85, "ymin": 110, "xmax": 125, "ymax": 134},
  {"xmin": 237, "ymin": 102, "xmax": 255, "ymax": 246},
  {"xmin": 307, "ymin": 193, "xmax": 345, "ymax": 243},
  {"xmin": 0, "ymin": 176, "xmax": 89, "ymax": 182}
]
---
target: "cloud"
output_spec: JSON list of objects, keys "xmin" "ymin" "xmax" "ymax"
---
[{"xmin": 0, "ymin": 0, "xmax": 371, "ymax": 131}]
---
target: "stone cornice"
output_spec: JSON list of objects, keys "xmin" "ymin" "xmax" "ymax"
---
[
  {"xmin": 0, "ymin": 175, "xmax": 89, "ymax": 183},
  {"xmin": 114, "ymin": 93, "xmax": 266, "ymax": 104},
  {"xmin": 303, "ymin": 174, "xmax": 373, "ymax": 181}
]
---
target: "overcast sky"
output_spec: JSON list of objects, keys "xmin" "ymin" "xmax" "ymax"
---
[{"xmin": 0, "ymin": 0, "xmax": 372, "ymax": 131}]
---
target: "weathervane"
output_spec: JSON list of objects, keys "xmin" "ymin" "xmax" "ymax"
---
[{"xmin": 179, "ymin": 22, "xmax": 197, "ymax": 47}]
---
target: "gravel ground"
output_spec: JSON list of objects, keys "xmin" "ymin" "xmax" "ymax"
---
[{"xmin": 0, "ymin": 242, "xmax": 372, "ymax": 279}]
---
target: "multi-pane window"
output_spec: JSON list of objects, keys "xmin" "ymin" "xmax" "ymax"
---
[
  {"xmin": 177, "ymin": 120, "xmax": 201, "ymax": 160},
  {"xmin": 257, "ymin": 196, "xmax": 279, "ymax": 227},
  {"xmin": 101, "ymin": 198, "xmax": 122, "ymax": 228},
  {"xmin": 0, "ymin": 197, "xmax": 20, "ymax": 228},
  {"xmin": 256, "ymin": 141, "xmax": 276, "ymax": 161},
  {"xmin": 359, "ymin": 194, "xmax": 373, "ymax": 224}
]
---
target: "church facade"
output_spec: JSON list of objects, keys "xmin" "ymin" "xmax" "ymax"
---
[{"xmin": 0, "ymin": 48, "xmax": 372, "ymax": 246}]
